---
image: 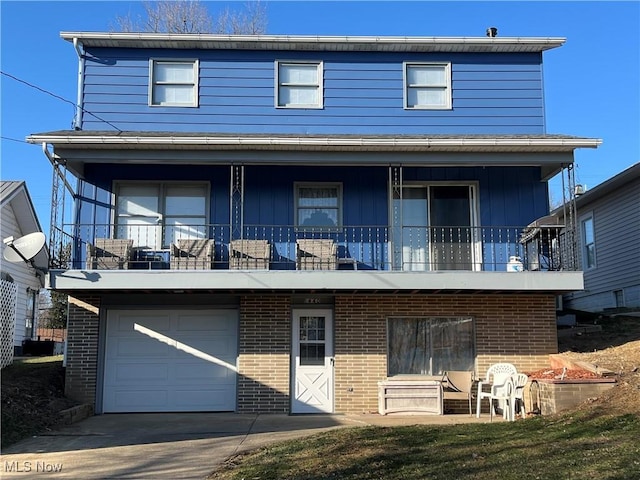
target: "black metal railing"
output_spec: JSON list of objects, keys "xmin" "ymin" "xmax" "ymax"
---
[{"xmin": 49, "ymin": 223, "xmax": 572, "ymax": 272}]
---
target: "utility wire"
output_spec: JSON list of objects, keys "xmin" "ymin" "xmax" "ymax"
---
[
  {"xmin": 1, "ymin": 136, "xmax": 29, "ymax": 144},
  {"xmin": 1, "ymin": 70, "xmax": 123, "ymax": 133}
]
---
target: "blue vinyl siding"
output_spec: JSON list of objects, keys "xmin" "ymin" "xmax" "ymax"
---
[
  {"xmin": 77, "ymin": 164, "xmax": 546, "ymax": 228},
  {"xmin": 81, "ymin": 48, "xmax": 544, "ymax": 134},
  {"xmin": 74, "ymin": 163, "xmax": 547, "ymax": 270}
]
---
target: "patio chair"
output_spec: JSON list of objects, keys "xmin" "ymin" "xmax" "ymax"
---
[
  {"xmin": 229, "ymin": 239, "xmax": 270, "ymax": 270},
  {"xmin": 86, "ymin": 238, "xmax": 133, "ymax": 270},
  {"xmin": 170, "ymin": 239, "xmax": 214, "ymax": 270},
  {"xmin": 476, "ymin": 362, "xmax": 518, "ymax": 419},
  {"xmin": 511, "ymin": 372, "xmax": 529, "ymax": 420},
  {"xmin": 296, "ymin": 239, "xmax": 338, "ymax": 270},
  {"xmin": 442, "ymin": 370, "xmax": 474, "ymax": 416}
]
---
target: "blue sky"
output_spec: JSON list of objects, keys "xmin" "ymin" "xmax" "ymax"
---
[{"xmin": 1, "ymin": 1, "xmax": 639, "ymax": 235}]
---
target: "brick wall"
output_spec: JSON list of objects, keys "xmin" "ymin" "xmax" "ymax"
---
[
  {"xmin": 237, "ymin": 295, "xmax": 290, "ymax": 413},
  {"xmin": 65, "ymin": 295, "xmax": 101, "ymax": 405},
  {"xmin": 536, "ymin": 380, "xmax": 616, "ymax": 415},
  {"xmin": 333, "ymin": 294, "xmax": 557, "ymax": 414}
]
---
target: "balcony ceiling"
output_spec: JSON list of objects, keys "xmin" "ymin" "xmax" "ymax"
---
[{"xmin": 61, "ymin": 32, "xmax": 566, "ymax": 53}]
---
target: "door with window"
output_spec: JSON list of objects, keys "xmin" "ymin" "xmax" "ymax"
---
[
  {"xmin": 292, "ymin": 309, "xmax": 334, "ymax": 413},
  {"xmin": 392, "ymin": 184, "xmax": 478, "ymax": 271},
  {"xmin": 115, "ymin": 183, "xmax": 208, "ymax": 249}
]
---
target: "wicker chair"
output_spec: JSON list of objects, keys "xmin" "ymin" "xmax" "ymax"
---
[
  {"xmin": 296, "ymin": 239, "xmax": 337, "ymax": 270},
  {"xmin": 229, "ymin": 239, "xmax": 270, "ymax": 270},
  {"xmin": 170, "ymin": 239, "xmax": 214, "ymax": 270},
  {"xmin": 86, "ymin": 238, "xmax": 133, "ymax": 270}
]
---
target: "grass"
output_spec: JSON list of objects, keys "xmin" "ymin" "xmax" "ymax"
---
[
  {"xmin": 1, "ymin": 355, "xmax": 78, "ymax": 448},
  {"xmin": 211, "ymin": 411, "xmax": 640, "ymax": 480}
]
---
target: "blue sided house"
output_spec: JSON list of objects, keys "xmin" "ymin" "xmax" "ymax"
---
[{"xmin": 27, "ymin": 32, "xmax": 600, "ymax": 415}]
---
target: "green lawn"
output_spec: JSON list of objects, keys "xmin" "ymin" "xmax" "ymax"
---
[{"xmin": 210, "ymin": 410, "xmax": 640, "ymax": 480}]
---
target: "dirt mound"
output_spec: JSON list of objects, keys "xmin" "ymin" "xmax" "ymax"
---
[
  {"xmin": 557, "ymin": 314, "xmax": 640, "ymax": 415},
  {"xmin": 1, "ymin": 358, "xmax": 80, "ymax": 448}
]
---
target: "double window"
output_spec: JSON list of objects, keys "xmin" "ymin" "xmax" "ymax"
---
[
  {"xmin": 276, "ymin": 61, "xmax": 323, "ymax": 108},
  {"xmin": 150, "ymin": 59, "xmax": 199, "ymax": 107},
  {"xmin": 295, "ymin": 183, "xmax": 342, "ymax": 228},
  {"xmin": 580, "ymin": 214, "xmax": 596, "ymax": 269},
  {"xmin": 404, "ymin": 62, "xmax": 452, "ymax": 110},
  {"xmin": 115, "ymin": 182, "xmax": 208, "ymax": 249},
  {"xmin": 387, "ymin": 317, "xmax": 475, "ymax": 376}
]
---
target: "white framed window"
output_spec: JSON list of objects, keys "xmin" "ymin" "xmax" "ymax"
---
[
  {"xmin": 295, "ymin": 183, "xmax": 342, "ymax": 228},
  {"xmin": 149, "ymin": 59, "xmax": 198, "ymax": 107},
  {"xmin": 387, "ymin": 317, "xmax": 475, "ymax": 376},
  {"xmin": 580, "ymin": 214, "xmax": 596, "ymax": 269},
  {"xmin": 276, "ymin": 61, "xmax": 323, "ymax": 108},
  {"xmin": 115, "ymin": 182, "xmax": 208, "ymax": 249},
  {"xmin": 404, "ymin": 62, "xmax": 452, "ymax": 110}
]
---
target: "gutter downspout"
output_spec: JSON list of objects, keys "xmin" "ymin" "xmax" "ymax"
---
[{"xmin": 72, "ymin": 38, "xmax": 84, "ymax": 130}]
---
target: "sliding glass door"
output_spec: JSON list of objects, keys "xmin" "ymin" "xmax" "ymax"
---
[{"xmin": 392, "ymin": 184, "xmax": 478, "ymax": 271}]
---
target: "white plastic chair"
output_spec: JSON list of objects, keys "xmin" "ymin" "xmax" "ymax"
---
[
  {"xmin": 511, "ymin": 373, "xmax": 529, "ymax": 420},
  {"xmin": 476, "ymin": 362, "xmax": 518, "ymax": 419}
]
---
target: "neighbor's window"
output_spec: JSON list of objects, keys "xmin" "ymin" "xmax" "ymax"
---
[
  {"xmin": 404, "ymin": 63, "xmax": 451, "ymax": 109},
  {"xmin": 150, "ymin": 59, "xmax": 198, "ymax": 107},
  {"xmin": 581, "ymin": 214, "xmax": 596, "ymax": 269},
  {"xmin": 387, "ymin": 317, "xmax": 475, "ymax": 376},
  {"xmin": 25, "ymin": 288, "xmax": 37, "ymax": 340},
  {"xmin": 295, "ymin": 183, "xmax": 342, "ymax": 228},
  {"xmin": 276, "ymin": 61, "xmax": 323, "ymax": 108}
]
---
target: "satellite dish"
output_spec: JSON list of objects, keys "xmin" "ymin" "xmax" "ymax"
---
[{"xmin": 3, "ymin": 232, "xmax": 46, "ymax": 263}]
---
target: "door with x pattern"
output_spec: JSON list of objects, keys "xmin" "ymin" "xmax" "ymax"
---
[{"xmin": 291, "ymin": 309, "xmax": 334, "ymax": 413}]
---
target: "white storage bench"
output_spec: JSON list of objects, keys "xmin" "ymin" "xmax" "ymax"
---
[{"xmin": 378, "ymin": 379, "xmax": 443, "ymax": 415}]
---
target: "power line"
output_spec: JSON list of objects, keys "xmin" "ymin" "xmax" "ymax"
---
[
  {"xmin": 1, "ymin": 136, "xmax": 29, "ymax": 144},
  {"xmin": 1, "ymin": 70, "xmax": 122, "ymax": 133}
]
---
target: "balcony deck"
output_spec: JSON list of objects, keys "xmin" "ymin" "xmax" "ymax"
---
[{"xmin": 48, "ymin": 224, "xmax": 582, "ymax": 294}]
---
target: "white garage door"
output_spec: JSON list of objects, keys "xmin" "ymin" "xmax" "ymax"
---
[{"xmin": 103, "ymin": 309, "xmax": 238, "ymax": 413}]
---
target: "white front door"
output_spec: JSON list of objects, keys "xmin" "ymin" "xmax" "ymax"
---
[{"xmin": 291, "ymin": 309, "xmax": 334, "ymax": 413}]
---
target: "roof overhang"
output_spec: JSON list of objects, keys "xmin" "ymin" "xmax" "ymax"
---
[
  {"xmin": 27, "ymin": 132, "xmax": 601, "ymax": 181},
  {"xmin": 27, "ymin": 132, "xmax": 601, "ymax": 153},
  {"xmin": 61, "ymin": 32, "xmax": 566, "ymax": 53}
]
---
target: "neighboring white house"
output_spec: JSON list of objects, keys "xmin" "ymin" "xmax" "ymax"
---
[
  {"xmin": 0, "ymin": 181, "xmax": 49, "ymax": 365},
  {"xmin": 561, "ymin": 163, "xmax": 640, "ymax": 312}
]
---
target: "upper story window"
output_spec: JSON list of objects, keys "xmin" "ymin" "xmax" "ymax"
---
[
  {"xmin": 149, "ymin": 59, "xmax": 199, "ymax": 107},
  {"xmin": 580, "ymin": 214, "xmax": 596, "ymax": 269},
  {"xmin": 404, "ymin": 62, "xmax": 452, "ymax": 110},
  {"xmin": 295, "ymin": 183, "xmax": 342, "ymax": 228},
  {"xmin": 276, "ymin": 61, "xmax": 323, "ymax": 108}
]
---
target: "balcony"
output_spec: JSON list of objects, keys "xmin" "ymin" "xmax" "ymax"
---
[{"xmin": 47, "ymin": 223, "xmax": 582, "ymax": 294}]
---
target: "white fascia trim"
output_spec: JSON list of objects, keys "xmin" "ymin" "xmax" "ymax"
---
[
  {"xmin": 60, "ymin": 32, "xmax": 566, "ymax": 51},
  {"xmin": 26, "ymin": 134, "xmax": 603, "ymax": 149}
]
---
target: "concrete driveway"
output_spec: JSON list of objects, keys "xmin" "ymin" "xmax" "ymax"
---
[{"xmin": 1, "ymin": 412, "xmax": 496, "ymax": 479}]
